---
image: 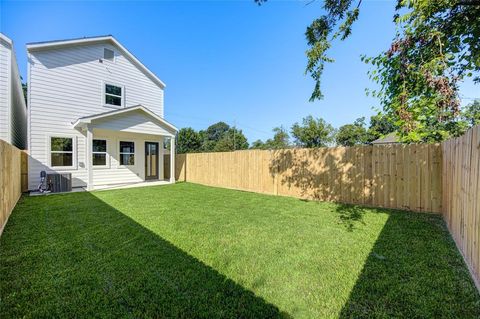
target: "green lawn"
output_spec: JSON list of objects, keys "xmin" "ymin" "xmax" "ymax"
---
[{"xmin": 1, "ymin": 183, "xmax": 479, "ymax": 318}]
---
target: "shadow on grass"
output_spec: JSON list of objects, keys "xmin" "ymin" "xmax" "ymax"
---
[
  {"xmin": 334, "ymin": 203, "xmax": 367, "ymax": 232},
  {"xmin": 0, "ymin": 192, "xmax": 289, "ymax": 318},
  {"xmin": 339, "ymin": 211, "xmax": 480, "ymax": 318}
]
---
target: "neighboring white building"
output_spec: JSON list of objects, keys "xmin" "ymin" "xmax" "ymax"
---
[
  {"xmin": 27, "ymin": 35, "xmax": 177, "ymax": 191},
  {"xmin": 0, "ymin": 33, "xmax": 27, "ymax": 149}
]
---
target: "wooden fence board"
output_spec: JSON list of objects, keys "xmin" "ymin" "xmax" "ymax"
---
[
  {"xmin": 178, "ymin": 144, "xmax": 442, "ymax": 213},
  {"xmin": 0, "ymin": 140, "xmax": 25, "ymax": 236},
  {"xmin": 442, "ymin": 125, "xmax": 480, "ymax": 290}
]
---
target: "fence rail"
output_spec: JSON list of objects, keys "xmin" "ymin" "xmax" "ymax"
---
[
  {"xmin": 178, "ymin": 144, "xmax": 442, "ymax": 213},
  {"xmin": 442, "ymin": 125, "xmax": 480, "ymax": 289},
  {"xmin": 0, "ymin": 140, "xmax": 27, "ymax": 235}
]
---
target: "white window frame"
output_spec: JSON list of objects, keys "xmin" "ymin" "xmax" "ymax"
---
[
  {"xmin": 103, "ymin": 48, "xmax": 116, "ymax": 63},
  {"xmin": 119, "ymin": 140, "xmax": 135, "ymax": 167},
  {"xmin": 47, "ymin": 135, "xmax": 77, "ymax": 170},
  {"xmin": 102, "ymin": 81, "xmax": 125, "ymax": 108},
  {"xmin": 92, "ymin": 138, "xmax": 109, "ymax": 169}
]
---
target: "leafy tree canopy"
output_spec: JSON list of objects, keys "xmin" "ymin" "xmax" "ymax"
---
[
  {"xmin": 336, "ymin": 117, "xmax": 369, "ymax": 146},
  {"xmin": 462, "ymin": 100, "xmax": 480, "ymax": 127},
  {"xmin": 214, "ymin": 128, "xmax": 249, "ymax": 152},
  {"xmin": 366, "ymin": 113, "xmax": 397, "ymax": 142},
  {"xmin": 291, "ymin": 115, "xmax": 335, "ymax": 147},
  {"xmin": 177, "ymin": 127, "xmax": 202, "ymax": 154},
  {"xmin": 256, "ymin": 0, "xmax": 480, "ymax": 142},
  {"xmin": 200, "ymin": 121, "xmax": 231, "ymax": 151},
  {"xmin": 251, "ymin": 126, "xmax": 290, "ymax": 150}
]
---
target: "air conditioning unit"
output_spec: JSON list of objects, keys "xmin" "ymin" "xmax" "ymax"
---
[{"xmin": 46, "ymin": 173, "xmax": 72, "ymax": 193}]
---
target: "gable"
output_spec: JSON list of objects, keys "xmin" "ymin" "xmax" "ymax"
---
[
  {"xmin": 90, "ymin": 110, "xmax": 176, "ymax": 136},
  {"xmin": 28, "ymin": 42, "xmax": 165, "ymax": 118},
  {"xmin": 27, "ymin": 36, "xmax": 165, "ymax": 88}
]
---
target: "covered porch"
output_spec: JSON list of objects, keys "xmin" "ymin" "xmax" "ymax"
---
[{"xmin": 73, "ymin": 105, "xmax": 178, "ymax": 191}]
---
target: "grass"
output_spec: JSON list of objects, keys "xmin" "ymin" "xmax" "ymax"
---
[{"xmin": 1, "ymin": 182, "xmax": 479, "ymax": 318}]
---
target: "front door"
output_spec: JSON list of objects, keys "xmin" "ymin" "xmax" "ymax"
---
[{"xmin": 145, "ymin": 142, "xmax": 159, "ymax": 180}]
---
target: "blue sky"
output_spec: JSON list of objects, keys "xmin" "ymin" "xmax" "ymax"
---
[{"xmin": 1, "ymin": 0, "xmax": 478, "ymax": 143}]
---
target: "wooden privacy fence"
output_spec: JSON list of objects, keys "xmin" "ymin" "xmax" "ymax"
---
[
  {"xmin": 176, "ymin": 144, "xmax": 442, "ymax": 213},
  {"xmin": 0, "ymin": 140, "xmax": 28, "ymax": 235},
  {"xmin": 442, "ymin": 125, "xmax": 480, "ymax": 289}
]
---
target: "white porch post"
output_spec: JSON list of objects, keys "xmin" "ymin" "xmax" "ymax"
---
[
  {"xmin": 169, "ymin": 136, "xmax": 175, "ymax": 183},
  {"xmin": 86, "ymin": 126, "xmax": 93, "ymax": 190}
]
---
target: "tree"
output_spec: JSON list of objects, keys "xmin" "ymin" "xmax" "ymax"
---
[
  {"xmin": 177, "ymin": 127, "xmax": 202, "ymax": 154},
  {"xmin": 267, "ymin": 126, "xmax": 290, "ymax": 149},
  {"xmin": 213, "ymin": 127, "xmax": 249, "ymax": 152},
  {"xmin": 366, "ymin": 113, "xmax": 396, "ymax": 142},
  {"xmin": 250, "ymin": 139, "xmax": 266, "ymax": 149},
  {"xmin": 291, "ymin": 115, "xmax": 335, "ymax": 148},
  {"xmin": 200, "ymin": 122, "xmax": 230, "ymax": 151},
  {"xmin": 462, "ymin": 100, "xmax": 480, "ymax": 127},
  {"xmin": 250, "ymin": 126, "xmax": 290, "ymax": 150},
  {"xmin": 256, "ymin": 0, "xmax": 480, "ymax": 142},
  {"xmin": 20, "ymin": 76, "xmax": 27, "ymax": 104},
  {"xmin": 336, "ymin": 117, "xmax": 368, "ymax": 146}
]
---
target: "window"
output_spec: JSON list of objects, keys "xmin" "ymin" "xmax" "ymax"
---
[
  {"xmin": 119, "ymin": 141, "xmax": 135, "ymax": 165},
  {"xmin": 92, "ymin": 139, "xmax": 107, "ymax": 166},
  {"xmin": 103, "ymin": 48, "xmax": 114, "ymax": 61},
  {"xmin": 50, "ymin": 137, "xmax": 73, "ymax": 167},
  {"xmin": 104, "ymin": 83, "xmax": 123, "ymax": 107}
]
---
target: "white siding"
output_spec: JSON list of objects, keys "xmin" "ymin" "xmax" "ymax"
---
[
  {"xmin": 0, "ymin": 35, "xmax": 27, "ymax": 149},
  {"xmin": 92, "ymin": 110, "xmax": 174, "ymax": 136},
  {"xmin": 0, "ymin": 38, "xmax": 11, "ymax": 142},
  {"xmin": 91, "ymin": 129, "xmax": 164, "ymax": 186},
  {"xmin": 10, "ymin": 48, "xmax": 27, "ymax": 149},
  {"xmin": 28, "ymin": 41, "xmax": 166, "ymax": 190}
]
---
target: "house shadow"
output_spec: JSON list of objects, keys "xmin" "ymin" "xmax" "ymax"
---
[
  {"xmin": 338, "ymin": 211, "xmax": 480, "ymax": 318},
  {"xmin": 0, "ymin": 191, "xmax": 290, "ymax": 318}
]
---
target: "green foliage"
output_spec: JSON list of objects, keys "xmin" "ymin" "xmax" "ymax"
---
[
  {"xmin": 251, "ymin": 126, "xmax": 290, "ymax": 150},
  {"xmin": 462, "ymin": 100, "xmax": 480, "ymax": 127},
  {"xmin": 364, "ymin": 1, "xmax": 480, "ymax": 142},
  {"xmin": 20, "ymin": 76, "xmax": 27, "ymax": 104},
  {"xmin": 366, "ymin": 113, "xmax": 397, "ymax": 142},
  {"xmin": 213, "ymin": 127, "xmax": 249, "ymax": 152},
  {"xmin": 336, "ymin": 117, "xmax": 369, "ymax": 146},
  {"xmin": 177, "ymin": 127, "xmax": 202, "ymax": 154},
  {"xmin": 258, "ymin": 0, "xmax": 479, "ymax": 142},
  {"xmin": 200, "ymin": 122, "xmax": 230, "ymax": 151},
  {"xmin": 178, "ymin": 122, "xmax": 249, "ymax": 153},
  {"xmin": 291, "ymin": 115, "xmax": 335, "ymax": 147}
]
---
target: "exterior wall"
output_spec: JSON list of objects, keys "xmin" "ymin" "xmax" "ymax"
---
[
  {"xmin": 28, "ymin": 41, "xmax": 166, "ymax": 190},
  {"xmin": 10, "ymin": 48, "xmax": 27, "ymax": 149},
  {"xmin": 91, "ymin": 110, "xmax": 174, "ymax": 136},
  {"xmin": 0, "ymin": 37, "xmax": 10, "ymax": 143},
  {"xmin": 0, "ymin": 35, "xmax": 27, "ymax": 149},
  {"xmin": 92, "ymin": 129, "xmax": 164, "ymax": 186}
]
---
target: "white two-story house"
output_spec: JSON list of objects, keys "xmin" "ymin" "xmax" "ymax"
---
[{"xmin": 27, "ymin": 35, "xmax": 177, "ymax": 191}]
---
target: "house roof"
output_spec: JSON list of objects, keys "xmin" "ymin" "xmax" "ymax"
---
[
  {"xmin": 0, "ymin": 33, "xmax": 13, "ymax": 45},
  {"xmin": 72, "ymin": 105, "xmax": 178, "ymax": 134},
  {"xmin": 26, "ymin": 35, "xmax": 166, "ymax": 89},
  {"xmin": 371, "ymin": 132, "xmax": 400, "ymax": 144}
]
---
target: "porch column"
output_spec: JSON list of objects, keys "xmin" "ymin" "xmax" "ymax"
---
[
  {"xmin": 86, "ymin": 126, "xmax": 93, "ymax": 191},
  {"xmin": 169, "ymin": 136, "xmax": 175, "ymax": 183}
]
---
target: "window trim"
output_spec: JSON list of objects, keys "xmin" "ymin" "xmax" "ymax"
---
[
  {"xmin": 92, "ymin": 138, "xmax": 109, "ymax": 169},
  {"xmin": 102, "ymin": 81, "xmax": 124, "ymax": 108},
  {"xmin": 119, "ymin": 140, "xmax": 135, "ymax": 167},
  {"xmin": 47, "ymin": 135, "xmax": 77, "ymax": 170}
]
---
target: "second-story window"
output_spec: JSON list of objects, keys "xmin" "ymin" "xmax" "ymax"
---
[{"xmin": 104, "ymin": 83, "xmax": 124, "ymax": 107}]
